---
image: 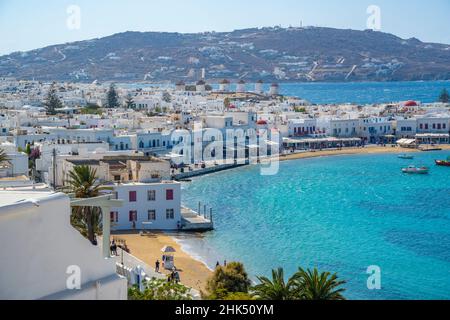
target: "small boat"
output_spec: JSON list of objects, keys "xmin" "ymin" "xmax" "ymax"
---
[
  {"xmin": 435, "ymin": 157, "xmax": 450, "ymax": 167},
  {"xmin": 402, "ymin": 165, "xmax": 429, "ymax": 174},
  {"xmin": 398, "ymin": 154, "xmax": 414, "ymax": 160}
]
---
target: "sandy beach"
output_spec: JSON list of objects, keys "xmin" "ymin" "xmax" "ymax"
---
[{"xmin": 112, "ymin": 231, "xmax": 213, "ymax": 293}]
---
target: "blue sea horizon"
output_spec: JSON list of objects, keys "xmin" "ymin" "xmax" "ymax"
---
[{"xmin": 120, "ymin": 80, "xmax": 450, "ymax": 105}]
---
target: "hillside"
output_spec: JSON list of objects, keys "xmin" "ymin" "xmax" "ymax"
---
[{"xmin": 1, "ymin": 26, "xmax": 450, "ymax": 82}]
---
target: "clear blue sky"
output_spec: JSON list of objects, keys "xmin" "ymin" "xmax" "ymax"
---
[{"xmin": 1, "ymin": 0, "xmax": 449, "ymax": 56}]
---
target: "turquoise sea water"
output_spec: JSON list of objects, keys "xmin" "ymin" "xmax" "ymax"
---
[
  {"xmin": 181, "ymin": 151, "xmax": 450, "ymax": 300},
  {"xmin": 122, "ymin": 80, "xmax": 450, "ymax": 105}
]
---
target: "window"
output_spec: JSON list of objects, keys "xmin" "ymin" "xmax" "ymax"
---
[
  {"xmin": 110, "ymin": 211, "xmax": 118, "ymax": 223},
  {"xmin": 166, "ymin": 209, "xmax": 175, "ymax": 220},
  {"xmin": 114, "ymin": 175, "xmax": 121, "ymax": 181},
  {"xmin": 148, "ymin": 190, "xmax": 156, "ymax": 201},
  {"xmin": 148, "ymin": 210, "xmax": 156, "ymax": 221},
  {"xmin": 166, "ymin": 189, "xmax": 174, "ymax": 200},
  {"xmin": 112, "ymin": 191, "xmax": 118, "ymax": 199},
  {"xmin": 129, "ymin": 191, "xmax": 137, "ymax": 202},
  {"xmin": 129, "ymin": 211, "xmax": 137, "ymax": 222}
]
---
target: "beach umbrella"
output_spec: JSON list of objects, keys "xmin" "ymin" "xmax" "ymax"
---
[{"xmin": 161, "ymin": 246, "xmax": 176, "ymax": 253}]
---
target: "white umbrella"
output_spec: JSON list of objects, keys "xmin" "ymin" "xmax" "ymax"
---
[{"xmin": 161, "ymin": 246, "xmax": 176, "ymax": 253}]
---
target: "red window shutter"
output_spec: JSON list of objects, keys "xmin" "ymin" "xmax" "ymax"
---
[
  {"xmin": 129, "ymin": 191, "xmax": 137, "ymax": 202},
  {"xmin": 166, "ymin": 189, "xmax": 174, "ymax": 200}
]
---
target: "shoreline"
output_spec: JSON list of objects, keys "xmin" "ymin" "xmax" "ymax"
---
[{"xmin": 276, "ymin": 145, "xmax": 450, "ymax": 162}]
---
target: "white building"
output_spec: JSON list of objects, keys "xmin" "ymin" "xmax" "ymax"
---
[
  {"xmin": 255, "ymin": 80, "xmax": 264, "ymax": 95},
  {"xmin": 219, "ymin": 79, "xmax": 231, "ymax": 92},
  {"xmin": 35, "ymin": 140, "xmax": 110, "ymax": 174},
  {"xmin": 110, "ymin": 181, "xmax": 181, "ymax": 231},
  {"xmin": 417, "ymin": 116, "xmax": 450, "ymax": 134},
  {"xmin": 196, "ymin": 80, "xmax": 206, "ymax": 94},
  {"xmin": 0, "ymin": 142, "xmax": 29, "ymax": 178},
  {"xmin": 269, "ymin": 83, "xmax": 279, "ymax": 96},
  {"xmin": 359, "ymin": 117, "xmax": 394, "ymax": 143},
  {"xmin": 396, "ymin": 118, "xmax": 417, "ymax": 138},
  {"xmin": 288, "ymin": 119, "xmax": 317, "ymax": 137},
  {"xmin": 236, "ymin": 80, "xmax": 246, "ymax": 93},
  {"xmin": 0, "ymin": 189, "xmax": 127, "ymax": 300},
  {"xmin": 329, "ymin": 119, "xmax": 359, "ymax": 137}
]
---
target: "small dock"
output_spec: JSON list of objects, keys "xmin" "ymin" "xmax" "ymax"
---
[
  {"xmin": 173, "ymin": 162, "xmax": 247, "ymax": 180},
  {"xmin": 180, "ymin": 206, "xmax": 214, "ymax": 231}
]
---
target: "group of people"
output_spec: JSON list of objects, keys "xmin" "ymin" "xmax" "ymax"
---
[
  {"xmin": 110, "ymin": 240, "xmax": 130, "ymax": 256},
  {"xmin": 155, "ymin": 260, "xmax": 180, "ymax": 283},
  {"xmin": 154, "ymin": 259, "xmax": 180, "ymax": 283},
  {"xmin": 216, "ymin": 260, "xmax": 227, "ymax": 268},
  {"xmin": 168, "ymin": 268, "xmax": 180, "ymax": 283}
]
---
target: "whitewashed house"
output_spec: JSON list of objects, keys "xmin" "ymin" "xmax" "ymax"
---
[
  {"xmin": 0, "ymin": 142, "xmax": 28, "ymax": 178},
  {"xmin": 110, "ymin": 181, "xmax": 181, "ymax": 231},
  {"xmin": 288, "ymin": 119, "xmax": 317, "ymax": 137}
]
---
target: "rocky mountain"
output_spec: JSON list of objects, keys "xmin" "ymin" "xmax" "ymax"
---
[{"xmin": 1, "ymin": 26, "xmax": 450, "ymax": 82}]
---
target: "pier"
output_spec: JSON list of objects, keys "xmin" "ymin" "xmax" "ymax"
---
[
  {"xmin": 180, "ymin": 205, "xmax": 214, "ymax": 231},
  {"xmin": 173, "ymin": 162, "xmax": 247, "ymax": 180}
]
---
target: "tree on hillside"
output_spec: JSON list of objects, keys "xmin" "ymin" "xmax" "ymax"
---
[
  {"xmin": 205, "ymin": 262, "xmax": 251, "ymax": 299},
  {"xmin": 106, "ymin": 83, "xmax": 119, "ymax": 108},
  {"xmin": 124, "ymin": 94, "xmax": 135, "ymax": 109},
  {"xmin": 43, "ymin": 83, "xmax": 63, "ymax": 115},
  {"xmin": 439, "ymin": 88, "xmax": 449, "ymax": 103}
]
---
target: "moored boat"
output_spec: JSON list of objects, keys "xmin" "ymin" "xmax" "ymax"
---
[
  {"xmin": 402, "ymin": 165, "xmax": 429, "ymax": 174},
  {"xmin": 398, "ymin": 154, "xmax": 414, "ymax": 160},
  {"xmin": 435, "ymin": 157, "xmax": 450, "ymax": 167}
]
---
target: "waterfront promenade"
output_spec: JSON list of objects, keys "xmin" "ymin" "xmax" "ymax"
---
[{"xmin": 277, "ymin": 144, "xmax": 450, "ymax": 162}]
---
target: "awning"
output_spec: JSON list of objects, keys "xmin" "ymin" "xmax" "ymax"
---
[{"xmin": 396, "ymin": 139, "xmax": 416, "ymax": 145}]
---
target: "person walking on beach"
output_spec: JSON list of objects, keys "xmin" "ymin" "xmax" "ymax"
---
[
  {"xmin": 224, "ymin": 260, "xmax": 227, "ymax": 266},
  {"xmin": 216, "ymin": 261, "xmax": 220, "ymax": 268},
  {"xmin": 155, "ymin": 260, "xmax": 160, "ymax": 273}
]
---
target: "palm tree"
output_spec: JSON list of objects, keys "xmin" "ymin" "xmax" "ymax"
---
[
  {"xmin": 65, "ymin": 165, "xmax": 110, "ymax": 244},
  {"xmin": 252, "ymin": 268, "xmax": 296, "ymax": 300},
  {"xmin": 291, "ymin": 268, "xmax": 346, "ymax": 300},
  {"xmin": 0, "ymin": 148, "xmax": 9, "ymax": 164}
]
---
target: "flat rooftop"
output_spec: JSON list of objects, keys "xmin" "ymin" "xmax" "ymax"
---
[{"xmin": 0, "ymin": 190, "xmax": 59, "ymax": 207}]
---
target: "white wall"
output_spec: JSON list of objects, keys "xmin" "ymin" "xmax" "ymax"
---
[{"xmin": 0, "ymin": 192, "xmax": 127, "ymax": 300}]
